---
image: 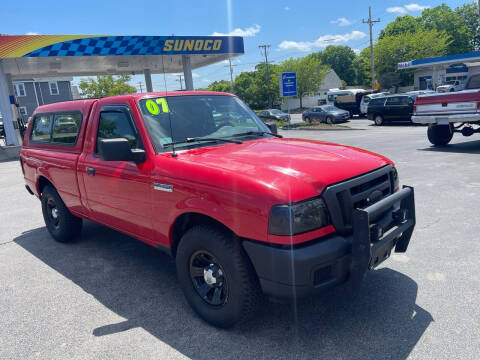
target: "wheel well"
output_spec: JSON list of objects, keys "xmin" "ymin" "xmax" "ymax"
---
[
  {"xmin": 37, "ymin": 176, "xmax": 54, "ymax": 194},
  {"xmin": 170, "ymin": 213, "xmax": 234, "ymax": 257}
]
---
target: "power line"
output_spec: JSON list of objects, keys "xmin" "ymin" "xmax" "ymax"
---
[
  {"xmin": 136, "ymin": 81, "xmax": 144, "ymax": 93},
  {"xmin": 258, "ymin": 44, "xmax": 272, "ymax": 108},
  {"xmin": 363, "ymin": 6, "xmax": 381, "ymax": 89}
]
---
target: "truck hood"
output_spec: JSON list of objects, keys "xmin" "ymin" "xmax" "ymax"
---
[{"xmin": 168, "ymin": 137, "xmax": 392, "ymax": 202}]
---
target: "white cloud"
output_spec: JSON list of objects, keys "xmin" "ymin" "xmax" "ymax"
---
[
  {"xmin": 387, "ymin": 4, "xmax": 430, "ymax": 15},
  {"xmin": 353, "ymin": 48, "xmax": 361, "ymax": 55},
  {"xmin": 284, "ymin": 6, "xmax": 290, "ymax": 11},
  {"xmin": 278, "ymin": 30, "xmax": 366, "ymax": 52},
  {"xmin": 220, "ymin": 59, "xmax": 241, "ymax": 65},
  {"xmin": 404, "ymin": 3, "xmax": 430, "ymax": 11},
  {"xmin": 25, "ymin": 32, "xmax": 39, "ymax": 35},
  {"xmin": 387, "ymin": 6, "xmax": 407, "ymax": 14},
  {"xmin": 331, "ymin": 17, "xmax": 352, "ymax": 27},
  {"xmin": 212, "ymin": 24, "xmax": 260, "ymax": 37}
]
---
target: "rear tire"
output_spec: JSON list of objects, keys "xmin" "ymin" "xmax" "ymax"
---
[
  {"xmin": 41, "ymin": 185, "xmax": 82, "ymax": 242},
  {"xmin": 326, "ymin": 116, "xmax": 334, "ymax": 124},
  {"xmin": 427, "ymin": 124, "xmax": 453, "ymax": 146},
  {"xmin": 304, "ymin": 116, "xmax": 311, "ymax": 124},
  {"xmin": 176, "ymin": 225, "xmax": 262, "ymax": 328},
  {"xmin": 374, "ymin": 115, "xmax": 384, "ymax": 126}
]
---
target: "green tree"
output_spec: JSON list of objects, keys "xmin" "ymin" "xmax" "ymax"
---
[
  {"xmin": 419, "ymin": 4, "xmax": 472, "ymax": 54},
  {"xmin": 378, "ymin": 15, "xmax": 421, "ymax": 39},
  {"xmin": 455, "ymin": 2, "xmax": 480, "ymax": 50},
  {"xmin": 229, "ymin": 63, "xmax": 281, "ymax": 110},
  {"xmin": 78, "ymin": 75, "xmax": 137, "ymax": 98},
  {"xmin": 353, "ymin": 48, "xmax": 371, "ymax": 87},
  {"xmin": 207, "ymin": 80, "xmax": 232, "ymax": 93},
  {"xmin": 315, "ymin": 45, "xmax": 356, "ymax": 85},
  {"xmin": 280, "ymin": 55, "xmax": 328, "ymax": 108},
  {"xmin": 374, "ymin": 29, "xmax": 451, "ymax": 88}
]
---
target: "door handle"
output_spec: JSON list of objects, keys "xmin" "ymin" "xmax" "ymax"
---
[{"xmin": 86, "ymin": 167, "xmax": 95, "ymax": 176}]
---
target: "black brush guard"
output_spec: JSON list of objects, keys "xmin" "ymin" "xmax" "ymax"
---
[{"xmin": 350, "ymin": 186, "xmax": 415, "ymax": 284}]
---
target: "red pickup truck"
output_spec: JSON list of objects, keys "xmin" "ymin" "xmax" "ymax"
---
[
  {"xmin": 20, "ymin": 92, "xmax": 416, "ymax": 327},
  {"xmin": 413, "ymin": 73, "xmax": 480, "ymax": 145}
]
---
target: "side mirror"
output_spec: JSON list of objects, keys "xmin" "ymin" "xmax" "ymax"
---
[
  {"xmin": 265, "ymin": 122, "xmax": 278, "ymax": 135},
  {"xmin": 98, "ymin": 138, "xmax": 146, "ymax": 163}
]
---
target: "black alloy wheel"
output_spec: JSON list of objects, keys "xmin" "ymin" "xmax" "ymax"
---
[
  {"xmin": 189, "ymin": 250, "xmax": 228, "ymax": 306},
  {"xmin": 46, "ymin": 197, "xmax": 60, "ymax": 230}
]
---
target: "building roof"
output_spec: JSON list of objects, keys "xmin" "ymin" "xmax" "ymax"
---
[{"xmin": 398, "ymin": 51, "xmax": 480, "ymax": 70}]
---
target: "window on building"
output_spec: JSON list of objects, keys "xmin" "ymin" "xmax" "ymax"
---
[
  {"xmin": 14, "ymin": 83, "xmax": 26, "ymax": 97},
  {"xmin": 52, "ymin": 112, "xmax": 82, "ymax": 144},
  {"xmin": 18, "ymin": 106, "xmax": 28, "ymax": 117},
  {"xmin": 49, "ymin": 82, "xmax": 59, "ymax": 95},
  {"xmin": 31, "ymin": 114, "xmax": 52, "ymax": 143}
]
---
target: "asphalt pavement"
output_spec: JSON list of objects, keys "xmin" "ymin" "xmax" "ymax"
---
[{"xmin": 1, "ymin": 119, "xmax": 479, "ymax": 359}]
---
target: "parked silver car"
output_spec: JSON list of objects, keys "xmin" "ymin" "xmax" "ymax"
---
[{"xmin": 302, "ymin": 105, "xmax": 350, "ymax": 124}]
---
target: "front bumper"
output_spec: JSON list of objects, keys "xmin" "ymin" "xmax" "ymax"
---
[
  {"xmin": 412, "ymin": 113, "xmax": 480, "ymax": 124},
  {"xmin": 243, "ymin": 186, "xmax": 415, "ymax": 299}
]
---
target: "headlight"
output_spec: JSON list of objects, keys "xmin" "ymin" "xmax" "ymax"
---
[
  {"xmin": 392, "ymin": 167, "xmax": 399, "ymax": 191},
  {"xmin": 268, "ymin": 197, "xmax": 330, "ymax": 235}
]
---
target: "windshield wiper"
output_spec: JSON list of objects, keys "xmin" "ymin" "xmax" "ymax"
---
[
  {"xmin": 163, "ymin": 137, "xmax": 243, "ymax": 148},
  {"xmin": 231, "ymin": 131, "xmax": 283, "ymax": 138}
]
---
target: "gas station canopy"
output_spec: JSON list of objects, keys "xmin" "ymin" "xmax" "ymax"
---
[
  {"xmin": 0, "ymin": 34, "xmax": 244, "ymax": 146},
  {"xmin": 0, "ymin": 35, "xmax": 244, "ymax": 77}
]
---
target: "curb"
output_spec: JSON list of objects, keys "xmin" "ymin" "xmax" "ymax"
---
[
  {"xmin": 281, "ymin": 126, "xmax": 363, "ymax": 131},
  {"xmin": 0, "ymin": 145, "xmax": 21, "ymax": 162}
]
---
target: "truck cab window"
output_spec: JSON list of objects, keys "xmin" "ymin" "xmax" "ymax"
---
[
  {"xmin": 466, "ymin": 75, "xmax": 480, "ymax": 89},
  {"xmin": 52, "ymin": 112, "xmax": 82, "ymax": 144},
  {"xmin": 31, "ymin": 114, "xmax": 52, "ymax": 143},
  {"xmin": 97, "ymin": 110, "xmax": 142, "ymax": 151}
]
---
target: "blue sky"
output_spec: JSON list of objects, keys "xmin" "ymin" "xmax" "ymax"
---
[{"xmin": 2, "ymin": 0, "xmax": 470, "ymax": 91}]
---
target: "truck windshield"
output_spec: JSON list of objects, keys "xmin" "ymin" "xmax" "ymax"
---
[{"xmin": 138, "ymin": 95, "xmax": 269, "ymax": 152}]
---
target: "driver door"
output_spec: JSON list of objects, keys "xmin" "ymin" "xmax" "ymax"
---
[{"xmin": 80, "ymin": 104, "xmax": 153, "ymax": 241}]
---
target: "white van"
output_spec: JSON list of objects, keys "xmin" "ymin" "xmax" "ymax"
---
[{"xmin": 326, "ymin": 89, "xmax": 367, "ymax": 105}]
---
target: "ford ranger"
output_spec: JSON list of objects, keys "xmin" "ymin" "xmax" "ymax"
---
[
  {"xmin": 413, "ymin": 73, "xmax": 480, "ymax": 146},
  {"xmin": 20, "ymin": 92, "xmax": 416, "ymax": 328}
]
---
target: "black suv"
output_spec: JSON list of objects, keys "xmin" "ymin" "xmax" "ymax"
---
[{"xmin": 367, "ymin": 94, "xmax": 416, "ymax": 125}]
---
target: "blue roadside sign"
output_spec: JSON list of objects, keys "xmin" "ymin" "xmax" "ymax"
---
[{"xmin": 279, "ymin": 72, "xmax": 297, "ymax": 97}]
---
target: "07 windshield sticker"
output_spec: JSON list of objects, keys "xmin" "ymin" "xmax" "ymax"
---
[{"xmin": 145, "ymin": 98, "xmax": 170, "ymax": 115}]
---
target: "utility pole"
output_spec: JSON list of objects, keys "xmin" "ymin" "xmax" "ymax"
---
[
  {"xmin": 224, "ymin": 58, "xmax": 238, "ymax": 93},
  {"xmin": 259, "ymin": 44, "xmax": 272, "ymax": 108},
  {"xmin": 136, "ymin": 81, "xmax": 144, "ymax": 93},
  {"xmin": 363, "ymin": 7, "xmax": 380, "ymax": 89},
  {"xmin": 176, "ymin": 74, "xmax": 184, "ymax": 90}
]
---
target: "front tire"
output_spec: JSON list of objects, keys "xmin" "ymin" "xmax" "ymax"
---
[
  {"xmin": 427, "ymin": 124, "xmax": 453, "ymax": 146},
  {"xmin": 41, "ymin": 185, "xmax": 82, "ymax": 242},
  {"xmin": 176, "ymin": 225, "xmax": 262, "ymax": 328},
  {"xmin": 304, "ymin": 116, "xmax": 311, "ymax": 124},
  {"xmin": 326, "ymin": 116, "xmax": 334, "ymax": 124},
  {"xmin": 374, "ymin": 115, "xmax": 384, "ymax": 126}
]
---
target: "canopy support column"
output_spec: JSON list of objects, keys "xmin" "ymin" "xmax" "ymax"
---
[
  {"xmin": 144, "ymin": 68, "xmax": 153, "ymax": 92},
  {"xmin": 182, "ymin": 55, "xmax": 194, "ymax": 90},
  {"xmin": 0, "ymin": 61, "xmax": 19, "ymax": 146}
]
